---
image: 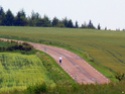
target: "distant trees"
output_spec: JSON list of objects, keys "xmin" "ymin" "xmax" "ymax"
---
[
  {"xmin": 87, "ymin": 20, "xmax": 95, "ymax": 29},
  {"xmin": 0, "ymin": 6, "xmax": 98, "ymax": 29},
  {"xmin": 97, "ymin": 24, "xmax": 101, "ymax": 30},
  {"xmin": 67, "ymin": 19, "xmax": 74, "ymax": 28},
  {"xmin": 41, "ymin": 15, "xmax": 51, "ymax": 27},
  {"xmin": 81, "ymin": 22, "xmax": 87, "ymax": 28},
  {"xmin": 81, "ymin": 20, "xmax": 96, "ymax": 29},
  {"xmin": 75, "ymin": 21, "xmax": 78, "ymax": 28},
  {"xmin": 29, "ymin": 11, "xmax": 42, "ymax": 26},
  {"xmin": 0, "ymin": 7, "xmax": 5, "ymax": 25},
  {"xmin": 4, "ymin": 9, "xmax": 14, "ymax": 26},
  {"xmin": 52, "ymin": 17, "xmax": 59, "ymax": 27},
  {"xmin": 52, "ymin": 17, "xmax": 74, "ymax": 28},
  {"xmin": 15, "ymin": 10, "xmax": 27, "ymax": 26}
]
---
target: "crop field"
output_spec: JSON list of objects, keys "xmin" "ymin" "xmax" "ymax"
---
[
  {"xmin": 0, "ymin": 52, "xmax": 53, "ymax": 92},
  {"xmin": 0, "ymin": 41, "xmax": 74, "ymax": 93},
  {"xmin": 0, "ymin": 26, "xmax": 125, "ymax": 81}
]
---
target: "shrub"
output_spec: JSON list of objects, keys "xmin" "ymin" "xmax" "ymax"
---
[
  {"xmin": 115, "ymin": 72, "xmax": 125, "ymax": 82},
  {"xmin": 27, "ymin": 82, "xmax": 48, "ymax": 94},
  {"xmin": 0, "ymin": 41, "xmax": 35, "ymax": 54}
]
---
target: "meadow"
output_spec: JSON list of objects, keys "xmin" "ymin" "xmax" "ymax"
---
[{"xmin": 0, "ymin": 26, "xmax": 125, "ymax": 81}]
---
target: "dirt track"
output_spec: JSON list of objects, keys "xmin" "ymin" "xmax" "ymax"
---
[{"xmin": 0, "ymin": 38, "xmax": 110, "ymax": 84}]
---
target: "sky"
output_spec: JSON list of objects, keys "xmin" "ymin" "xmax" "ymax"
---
[{"xmin": 0, "ymin": 0, "xmax": 125, "ymax": 30}]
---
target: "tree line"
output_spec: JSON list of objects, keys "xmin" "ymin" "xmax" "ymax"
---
[{"xmin": 0, "ymin": 6, "xmax": 100, "ymax": 29}]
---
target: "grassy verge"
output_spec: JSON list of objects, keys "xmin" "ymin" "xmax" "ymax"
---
[
  {"xmin": 24, "ymin": 80, "xmax": 125, "ymax": 94},
  {"xmin": 36, "ymin": 51, "xmax": 75, "ymax": 85}
]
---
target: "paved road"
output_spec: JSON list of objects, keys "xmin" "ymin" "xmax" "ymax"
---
[{"xmin": 0, "ymin": 38, "xmax": 110, "ymax": 84}]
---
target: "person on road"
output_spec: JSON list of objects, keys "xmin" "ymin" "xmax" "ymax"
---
[{"xmin": 59, "ymin": 56, "xmax": 62, "ymax": 63}]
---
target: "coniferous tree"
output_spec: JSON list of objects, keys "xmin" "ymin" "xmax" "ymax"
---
[
  {"xmin": 87, "ymin": 20, "xmax": 95, "ymax": 29},
  {"xmin": 15, "ymin": 10, "xmax": 27, "ymax": 26},
  {"xmin": 62, "ymin": 18, "xmax": 68, "ymax": 27},
  {"xmin": 0, "ymin": 6, "xmax": 5, "ymax": 25},
  {"xmin": 40, "ymin": 15, "xmax": 51, "ymax": 27},
  {"xmin": 4, "ymin": 9, "xmax": 14, "ymax": 26},
  {"xmin": 105, "ymin": 27, "xmax": 107, "ymax": 30},
  {"xmin": 67, "ymin": 19, "xmax": 74, "ymax": 28},
  {"xmin": 81, "ymin": 21, "xmax": 87, "ymax": 28},
  {"xmin": 57, "ymin": 21, "xmax": 65, "ymax": 27},
  {"xmin": 0, "ymin": 6, "xmax": 100, "ymax": 29},
  {"xmin": 52, "ymin": 17, "xmax": 59, "ymax": 27},
  {"xmin": 97, "ymin": 24, "xmax": 101, "ymax": 30},
  {"xmin": 35, "ymin": 18, "xmax": 43, "ymax": 26},
  {"xmin": 75, "ymin": 21, "xmax": 78, "ymax": 28},
  {"xmin": 29, "ymin": 11, "xmax": 41, "ymax": 26}
]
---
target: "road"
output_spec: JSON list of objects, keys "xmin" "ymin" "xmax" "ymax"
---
[{"xmin": 0, "ymin": 38, "xmax": 110, "ymax": 84}]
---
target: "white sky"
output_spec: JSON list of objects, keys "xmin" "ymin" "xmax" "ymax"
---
[{"xmin": 0, "ymin": 0, "xmax": 125, "ymax": 30}]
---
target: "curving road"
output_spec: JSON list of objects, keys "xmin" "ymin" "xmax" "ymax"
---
[{"xmin": 0, "ymin": 38, "xmax": 110, "ymax": 84}]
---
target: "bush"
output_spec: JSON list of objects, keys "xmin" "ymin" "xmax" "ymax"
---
[
  {"xmin": 0, "ymin": 41, "xmax": 35, "ymax": 54},
  {"xmin": 27, "ymin": 82, "xmax": 48, "ymax": 94},
  {"xmin": 115, "ymin": 72, "xmax": 125, "ymax": 81}
]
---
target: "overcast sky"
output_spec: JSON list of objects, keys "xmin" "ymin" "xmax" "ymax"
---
[{"xmin": 0, "ymin": 0, "xmax": 125, "ymax": 30}]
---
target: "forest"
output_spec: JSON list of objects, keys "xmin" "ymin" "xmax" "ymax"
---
[{"xmin": 0, "ymin": 6, "xmax": 98, "ymax": 29}]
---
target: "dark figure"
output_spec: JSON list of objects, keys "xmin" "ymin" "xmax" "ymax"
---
[{"xmin": 59, "ymin": 57, "xmax": 62, "ymax": 63}]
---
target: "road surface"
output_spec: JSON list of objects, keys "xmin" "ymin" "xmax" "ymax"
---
[{"xmin": 0, "ymin": 38, "xmax": 110, "ymax": 84}]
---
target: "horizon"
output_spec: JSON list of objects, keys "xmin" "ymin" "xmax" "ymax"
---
[{"xmin": 0, "ymin": 0, "xmax": 125, "ymax": 30}]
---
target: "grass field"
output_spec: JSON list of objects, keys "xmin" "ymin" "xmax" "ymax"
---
[{"xmin": 0, "ymin": 26, "xmax": 125, "ymax": 81}]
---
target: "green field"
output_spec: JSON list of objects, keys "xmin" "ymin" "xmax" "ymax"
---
[
  {"xmin": 0, "ymin": 26, "xmax": 125, "ymax": 81},
  {"xmin": 0, "ymin": 41, "xmax": 74, "ymax": 93},
  {"xmin": 0, "ymin": 52, "xmax": 53, "ymax": 92}
]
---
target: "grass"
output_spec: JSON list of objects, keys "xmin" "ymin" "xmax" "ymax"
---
[
  {"xmin": 36, "ymin": 52, "xmax": 75, "ymax": 85},
  {"xmin": 0, "ymin": 52, "xmax": 75, "ymax": 93},
  {"xmin": 23, "ymin": 81, "xmax": 125, "ymax": 94},
  {"xmin": 0, "ymin": 52, "xmax": 52, "ymax": 92},
  {"xmin": 0, "ymin": 27, "xmax": 125, "ymax": 94},
  {"xmin": 0, "ymin": 26, "xmax": 125, "ymax": 81},
  {"xmin": 0, "ymin": 41, "xmax": 75, "ymax": 93}
]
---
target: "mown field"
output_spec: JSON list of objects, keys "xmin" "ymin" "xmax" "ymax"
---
[{"xmin": 0, "ymin": 26, "xmax": 125, "ymax": 81}]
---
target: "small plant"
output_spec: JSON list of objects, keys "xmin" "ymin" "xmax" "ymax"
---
[
  {"xmin": 27, "ymin": 82, "xmax": 48, "ymax": 94},
  {"xmin": 115, "ymin": 72, "xmax": 125, "ymax": 81}
]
